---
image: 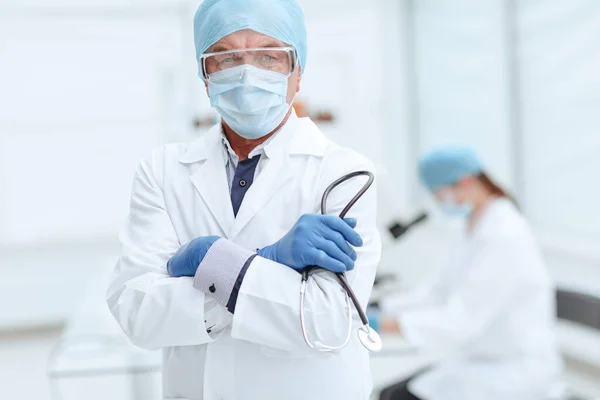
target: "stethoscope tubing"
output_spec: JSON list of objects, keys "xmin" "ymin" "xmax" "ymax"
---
[{"xmin": 300, "ymin": 171, "xmax": 374, "ymax": 326}]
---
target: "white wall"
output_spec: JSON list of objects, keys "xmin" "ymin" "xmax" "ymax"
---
[
  {"xmin": 299, "ymin": 0, "xmax": 412, "ymax": 189},
  {"xmin": 410, "ymin": 0, "xmax": 515, "ymax": 197},
  {"xmin": 517, "ymin": 0, "xmax": 600, "ymax": 258},
  {"xmin": 0, "ymin": 8, "xmax": 188, "ymax": 245},
  {"xmin": 0, "ymin": 2, "xmax": 193, "ymax": 328}
]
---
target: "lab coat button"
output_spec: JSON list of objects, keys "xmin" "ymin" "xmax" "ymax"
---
[{"xmin": 209, "ymin": 284, "xmax": 216, "ymax": 293}]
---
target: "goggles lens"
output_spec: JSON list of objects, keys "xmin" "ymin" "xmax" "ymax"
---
[{"xmin": 202, "ymin": 47, "xmax": 296, "ymax": 79}]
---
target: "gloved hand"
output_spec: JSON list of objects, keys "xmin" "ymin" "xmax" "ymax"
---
[
  {"xmin": 167, "ymin": 236, "xmax": 221, "ymax": 277},
  {"xmin": 258, "ymin": 214, "xmax": 363, "ymax": 273}
]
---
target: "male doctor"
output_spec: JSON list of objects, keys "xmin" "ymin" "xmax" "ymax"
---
[{"xmin": 106, "ymin": 1, "xmax": 381, "ymax": 399}]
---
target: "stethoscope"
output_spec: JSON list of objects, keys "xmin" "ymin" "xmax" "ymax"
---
[{"xmin": 299, "ymin": 171, "xmax": 383, "ymax": 353}]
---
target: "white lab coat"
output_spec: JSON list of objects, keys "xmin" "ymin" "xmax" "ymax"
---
[
  {"xmin": 383, "ymin": 198, "xmax": 563, "ymax": 400},
  {"xmin": 107, "ymin": 113, "xmax": 382, "ymax": 400}
]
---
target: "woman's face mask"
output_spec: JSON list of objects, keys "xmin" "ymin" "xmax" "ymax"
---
[{"xmin": 436, "ymin": 187, "xmax": 473, "ymax": 218}]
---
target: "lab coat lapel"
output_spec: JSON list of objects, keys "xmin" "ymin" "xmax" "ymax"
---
[
  {"xmin": 184, "ymin": 130, "xmax": 235, "ymax": 236},
  {"xmin": 229, "ymin": 144, "xmax": 293, "ymax": 239}
]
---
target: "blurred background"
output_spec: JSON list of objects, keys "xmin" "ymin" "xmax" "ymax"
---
[{"xmin": 0, "ymin": 0, "xmax": 599, "ymax": 399}]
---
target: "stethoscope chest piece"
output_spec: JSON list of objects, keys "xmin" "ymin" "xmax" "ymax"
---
[{"xmin": 357, "ymin": 325, "xmax": 382, "ymax": 353}]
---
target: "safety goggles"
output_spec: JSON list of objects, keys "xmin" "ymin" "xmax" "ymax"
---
[{"xmin": 200, "ymin": 47, "xmax": 298, "ymax": 80}]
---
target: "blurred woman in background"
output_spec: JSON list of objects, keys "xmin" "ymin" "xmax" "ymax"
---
[{"xmin": 378, "ymin": 146, "xmax": 563, "ymax": 400}]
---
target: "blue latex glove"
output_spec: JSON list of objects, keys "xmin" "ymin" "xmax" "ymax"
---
[
  {"xmin": 258, "ymin": 214, "xmax": 363, "ymax": 273},
  {"xmin": 167, "ymin": 236, "xmax": 221, "ymax": 277}
]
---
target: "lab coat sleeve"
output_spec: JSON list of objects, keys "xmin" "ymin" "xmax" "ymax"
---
[
  {"xmin": 106, "ymin": 150, "xmax": 214, "ymax": 350},
  {"xmin": 230, "ymin": 156, "xmax": 382, "ymax": 354},
  {"xmin": 398, "ymin": 238, "xmax": 521, "ymax": 349}
]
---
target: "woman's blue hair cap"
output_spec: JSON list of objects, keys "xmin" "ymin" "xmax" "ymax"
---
[{"xmin": 419, "ymin": 146, "xmax": 484, "ymax": 192}]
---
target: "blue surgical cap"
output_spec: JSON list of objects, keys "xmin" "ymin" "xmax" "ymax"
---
[
  {"xmin": 193, "ymin": 0, "xmax": 307, "ymax": 79},
  {"xmin": 418, "ymin": 146, "xmax": 484, "ymax": 192}
]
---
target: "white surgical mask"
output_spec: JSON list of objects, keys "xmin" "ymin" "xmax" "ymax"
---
[
  {"xmin": 439, "ymin": 191, "xmax": 473, "ymax": 218},
  {"xmin": 208, "ymin": 64, "xmax": 293, "ymax": 139},
  {"xmin": 441, "ymin": 200, "xmax": 473, "ymax": 218}
]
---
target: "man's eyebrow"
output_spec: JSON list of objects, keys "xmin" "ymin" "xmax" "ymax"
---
[
  {"xmin": 256, "ymin": 37, "xmax": 290, "ymax": 48},
  {"xmin": 207, "ymin": 41, "xmax": 289, "ymax": 53},
  {"xmin": 261, "ymin": 42, "xmax": 287, "ymax": 48},
  {"xmin": 208, "ymin": 44, "xmax": 231, "ymax": 53}
]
